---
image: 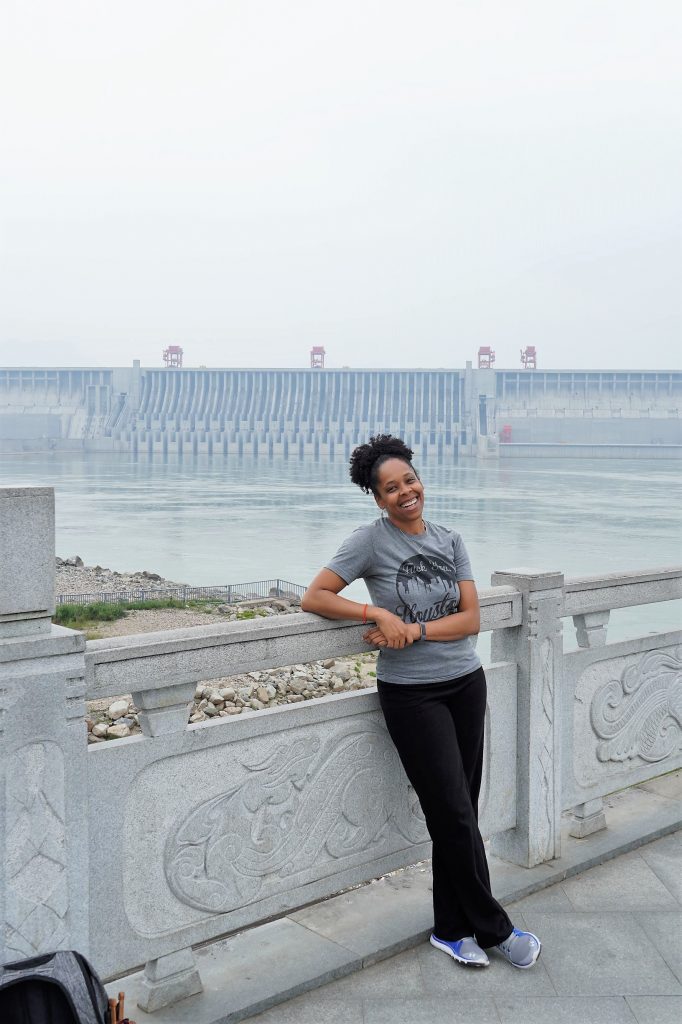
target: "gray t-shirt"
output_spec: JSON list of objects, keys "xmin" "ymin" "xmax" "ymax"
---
[{"xmin": 326, "ymin": 517, "xmax": 482, "ymax": 684}]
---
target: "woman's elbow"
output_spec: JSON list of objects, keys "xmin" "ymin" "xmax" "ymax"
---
[{"xmin": 301, "ymin": 589, "xmax": 323, "ymax": 613}]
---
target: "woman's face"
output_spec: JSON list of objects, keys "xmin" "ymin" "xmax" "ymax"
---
[{"xmin": 374, "ymin": 457, "xmax": 425, "ymax": 531}]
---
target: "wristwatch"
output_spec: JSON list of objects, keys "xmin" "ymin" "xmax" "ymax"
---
[{"xmin": 419, "ymin": 622, "xmax": 427, "ymax": 642}]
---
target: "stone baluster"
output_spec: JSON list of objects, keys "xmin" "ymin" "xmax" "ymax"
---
[
  {"xmin": 489, "ymin": 568, "xmax": 564, "ymax": 868},
  {"xmin": 569, "ymin": 796, "xmax": 607, "ymax": 839},
  {"xmin": 131, "ymin": 682, "xmax": 197, "ymax": 737},
  {"xmin": 0, "ymin": 487, "xmax": 89, "ymax": 963},
  {"xmin": 137, "ymin": 948, "xmax": 203, "ymax": 1013},
  {"xmin": 573, "ymin": 611, "xmax": 610, "ymax": 649}
]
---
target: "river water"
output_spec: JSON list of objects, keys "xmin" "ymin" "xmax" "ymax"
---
[{"xmin": 1, "ymin": 451, "xmax": 680, "ymax": 649}]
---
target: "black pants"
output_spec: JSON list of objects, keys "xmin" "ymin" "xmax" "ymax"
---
[{"xmin": 377, "ymin": 666, "xmax": 512, "ymax": 948}]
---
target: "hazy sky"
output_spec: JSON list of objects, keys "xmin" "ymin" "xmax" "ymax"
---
[{"xmin": 2, "ymin": 0, "xmax": 680, "ymax": 370}]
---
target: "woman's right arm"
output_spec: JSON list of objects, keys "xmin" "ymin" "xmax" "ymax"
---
[
  {"xmin": 301, "ymin": 569, "xmax": 416, "ymax": 648},
  {"xmin": 301, "ymin": 568, "xmax": 372, "ymax": 620}
]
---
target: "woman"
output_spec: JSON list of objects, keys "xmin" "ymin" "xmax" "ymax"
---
[{"xmin": 301, "ymin": 435, "xmax": 541, "ymax": 969}]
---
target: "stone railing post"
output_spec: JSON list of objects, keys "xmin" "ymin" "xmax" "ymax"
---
[
  {"xmin": 488, "ymin": 568, "xmax": 564, "ymax": 868},
  {"xmin": 0, "ymin": 488, "xmax": 89, "ymax": 963}
]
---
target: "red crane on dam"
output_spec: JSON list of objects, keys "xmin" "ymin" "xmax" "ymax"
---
[
  {"xmin": 478, "ymin": 346, "xmax": 495, "ymax": 369},
  {"xmin": 520, "ymin": 346, "xmax": 537, "ymax": 369},
  {"xmin": 163, "ymin": 346, "xmax": 184, "ymax": 368},
  {"xmin": 310, "ymin": 346, "xmax": 326, "ymax": 368}
]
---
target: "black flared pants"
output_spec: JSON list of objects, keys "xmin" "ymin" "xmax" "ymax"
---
[{"xmin": 377, "ymin": 666, "xmax": 512, "ymax": 948}]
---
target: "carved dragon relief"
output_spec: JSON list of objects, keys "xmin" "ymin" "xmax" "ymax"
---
[
  {"xmin": 5, "ymin": 742, "xmax": 68, "ymax": 957},
  {"xmin": 590, "ymin": 649, "xmax": 682, "ymax": 764},
  {"xmin": 164, "ymin": 721, "xmax": 428, "ymax": 914}
]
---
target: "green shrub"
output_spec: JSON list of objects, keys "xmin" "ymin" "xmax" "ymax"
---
[{"xmin": 54, "ymin": 602, "xmax": 127, "ymax": 625}]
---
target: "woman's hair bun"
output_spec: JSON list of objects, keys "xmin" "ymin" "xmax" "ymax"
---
[{"xmin": 349, "ymin": 434, "xmax": 415, "ymax": 494}]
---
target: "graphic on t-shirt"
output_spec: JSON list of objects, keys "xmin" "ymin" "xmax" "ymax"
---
[{"xmin": 394, "ymin": 554, "xmax": 460, "ymax": 623}]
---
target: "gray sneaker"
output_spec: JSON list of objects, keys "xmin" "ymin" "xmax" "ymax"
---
[
  {"xmin": 430, "ymin": 933, "xmax": 490, "ymax": 967},
  {"xmin": 495, "ymin": 927, "xmax": 542, "ymax": 969}
]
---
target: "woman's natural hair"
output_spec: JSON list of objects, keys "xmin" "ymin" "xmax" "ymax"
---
[{"xmin": 349, "ymin": 434, "xmax": 416, "ymax": 494}]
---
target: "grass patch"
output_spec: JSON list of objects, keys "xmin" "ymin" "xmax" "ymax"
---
[
  {"xmin": 236, "ymin": 608, "xmax": 269, "ymax": 619},
  {"xmin": 53, "ymin": 597, "xmax": 221, "ymax": 628}
]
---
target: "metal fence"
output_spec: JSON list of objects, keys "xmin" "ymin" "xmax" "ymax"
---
[{"xmin": 56, "ymin": 579, "xmax": 306, "ymax": 606}]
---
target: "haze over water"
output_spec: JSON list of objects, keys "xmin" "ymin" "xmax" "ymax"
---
[{"xmin": 2, "ymin": 451, "xmax": 680, "ymax": 648}]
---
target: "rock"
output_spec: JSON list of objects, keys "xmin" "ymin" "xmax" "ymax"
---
[
  {"xmin": 322, "ymin": 659, "xmax": 335, "ymax": 669},
  {"xmin": 256, "ymin": 686, "xmax": 270, "ymax": 704},
  {"xmin": 337, "ymin": 667, "xmax": 351, "ymax": 682},
  {"xmin": 88, "ymin": 734, "xmax": 105, "ymax": 743},
  {"xmin": 116, "ymin": 716, "xmax": 136, "ymax": 728},
  {"xmin": 249, "ymin": 699, "xmax": 265, "ymax": 710},
  {"xmin": 65, "ymin": 555, "xmax": 84, "ymax": 567},
  {"xmin": 289, "ymin": 680, "xmax": 309, "ymax": 695},
  {"xmin": 288, "ymin": 694, "xmax": 305, "ymax": 703},
  {"xmin": 189, "ymin": 712, "xmax": 206, "ymax": 723},
  {"xmin": 85, "ymin": 718, "xmax": 94, "ymax": 732},
  {"xmin": 332, "ymin": 679, "xmax": 345, "ymax": 691},
  {"xmin": 219, "ymin": 687, "xmax": 236, "ymax": 701},
  {"xmin": 106, "ymin": 723, "xmax": 130, "ymax": 739},
  {"xmin": 224, "ymin": 707, "xmax": 242, "ymax": 715},
  {"xmin": 108, "ymin": 699, "xmax": 129, "ymax": 719},
  {"xmin": 204, "ymin": 706, "xmax": 219, "ymax": 717},
  {"xmin": 237, "ymin": 686, "xmax": 253, "ymax": 701},
  {"xmin": 248, "ymin": 672, "xmax": 261, "ymax": 681},
  {"xmin": 92, "ymin": 723, "xmax": 109, "ymax": 738}
]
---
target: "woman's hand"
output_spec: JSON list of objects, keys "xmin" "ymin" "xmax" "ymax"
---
[{"xmin": 364, "ymin": 611, "xmax": 419, "ymax": 649}]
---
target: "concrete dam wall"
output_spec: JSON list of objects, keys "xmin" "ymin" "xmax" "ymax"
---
[
  {"xmin": 0, "ymin": 366, "xmax": 461, "ymax": 458},
  {"xmin": 1, "ymin": 364, "xmax": 680, "ymax": 458}
]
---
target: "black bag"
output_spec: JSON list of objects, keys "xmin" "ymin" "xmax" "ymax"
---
[{"xmin": 0, "ymin": 950, "xmax": 109, "ymax": 1024}]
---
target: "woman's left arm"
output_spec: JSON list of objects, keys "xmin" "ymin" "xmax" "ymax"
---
[
  {"xmin": 363, "ymin": 580, "xmax": 480, "ymax": 646},
  {"xmin": 419, "ymin": 580, "xmax": 480, "ymax": 641}
]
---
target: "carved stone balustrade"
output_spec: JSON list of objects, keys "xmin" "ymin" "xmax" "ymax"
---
[{"xmin": 1, "ymin": 487, "xmax": 680, "ymax": 1014}]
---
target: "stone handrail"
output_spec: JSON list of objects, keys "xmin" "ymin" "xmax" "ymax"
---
[
  {"xmin": 563, "ymin": 567, "xmax": 682, "ymax": 615},
  {"xmin": 83, "ymin": 586, "xmax": 522, "ymax": 705}
]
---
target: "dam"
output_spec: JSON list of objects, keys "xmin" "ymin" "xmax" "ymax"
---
[{"xmin": 0, "ymin": 363, "xmax": 680, "ymax": 459}]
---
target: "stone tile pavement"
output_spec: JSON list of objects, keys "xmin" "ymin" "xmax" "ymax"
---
[{"xmin": 243, "ymin": 830, "xmax": 682, "ymax": 1024}]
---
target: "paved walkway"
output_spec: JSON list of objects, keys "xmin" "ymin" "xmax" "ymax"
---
[{"xmin": 243, "ymin": 829, "xmax": 682, "ymax": 1024}]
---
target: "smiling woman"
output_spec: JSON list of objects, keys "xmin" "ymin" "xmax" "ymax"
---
[{"xmin": 301, "ymin": 434, "xmax": 542, "ymax": 970}]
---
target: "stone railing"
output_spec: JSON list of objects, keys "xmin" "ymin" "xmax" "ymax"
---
[{"xmin": 1, "ymin": 487, "xmax": 680, "ymax": 1013}]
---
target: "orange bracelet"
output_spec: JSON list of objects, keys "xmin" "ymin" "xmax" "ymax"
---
[{"xmin": 362, "ymin": 603, "xmax": 368, "ymax": 624}]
